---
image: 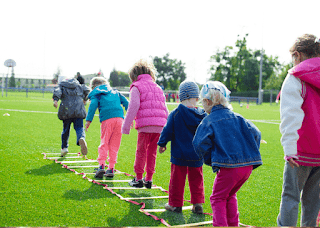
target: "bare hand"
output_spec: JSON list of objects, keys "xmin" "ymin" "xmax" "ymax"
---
[
  {"xmin": 130, "ymin": 122, "xmax": 134, "ymax": 129},
  {"xmin": 53, "ymin": 101, "xmax": 58, "ymax": 108},
  {"xmin": 288, "ymin": 158, "xmax": 299, "ymax": 168},
  {"xmin": 159, "ymin": 147, "xmax": 166, "ymax": 154},
  {"xmin": 85, "ymin": 121, "xmax": 91, "ymax": 131}
]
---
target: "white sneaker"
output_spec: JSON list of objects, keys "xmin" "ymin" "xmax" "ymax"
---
[
  {"xmin": 61, "ymin": 148, "xmax": 68, "ymax": 157},
  {"xmin": 79, "ymin": 138, "xmax": 88, "ymax": 155}
]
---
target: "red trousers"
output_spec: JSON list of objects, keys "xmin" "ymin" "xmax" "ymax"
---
[
  {"xmin": 134, "ymin": 132, "xmax": 160, "ymax": 181},
  {"xmin": 168, "ymin": 163, "xmax": 205, "ymax": 207}
]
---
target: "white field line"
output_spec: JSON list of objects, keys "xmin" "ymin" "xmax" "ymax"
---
[
  {"xmin": 2, "ymin": 108, "xmax": 280, "ymax": 126},
  {"xmin": 249, "ymin": 119, "xmax": 280, "ymax": 125}
]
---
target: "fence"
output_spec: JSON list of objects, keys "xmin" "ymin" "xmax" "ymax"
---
[{"xmin": 1, "ymin": 86, "xmax": 54, "ymax": 98}]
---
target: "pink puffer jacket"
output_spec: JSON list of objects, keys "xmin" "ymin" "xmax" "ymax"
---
[{"xmin": 130, "ymin": 74, "xmax": 167, "ymax": 129}]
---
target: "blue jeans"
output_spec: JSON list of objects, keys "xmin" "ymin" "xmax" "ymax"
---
[
  {"xmin": 277, "ymin": 162, "xmax": 320, "ymax": 227},
  {"xmin": 61, "ymin": 118, "xmax": 85, "ymax": 149}
]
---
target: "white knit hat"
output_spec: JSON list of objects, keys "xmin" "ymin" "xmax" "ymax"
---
[{"xmin": 179, "ymin": 80, "xmax": 199, "ymax": 101}]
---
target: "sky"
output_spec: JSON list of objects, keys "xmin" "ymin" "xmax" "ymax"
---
[{"xmin": 1, "ymin": 0, "xmax": 319, "ymax": 84}]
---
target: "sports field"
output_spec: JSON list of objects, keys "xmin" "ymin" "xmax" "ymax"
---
[{"xmin": 0, "ymin": 93, "xmax": 293, "ymax": 227}]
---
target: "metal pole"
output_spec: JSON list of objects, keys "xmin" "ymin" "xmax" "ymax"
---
[
  {"xmin": 258, "ymin": 49, "xmax": 263, "ymax": 104},
  {"xmin": 2, "ymin": 73, "xmax": 4, "ymax": 97},
  {"xmin": 5, "ymin": 73, "xmax": 8, "ymax": 97}
]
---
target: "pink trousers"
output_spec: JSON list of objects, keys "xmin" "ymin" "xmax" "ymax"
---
[
  {"xmin": 134, "ymin": 132, "xmax": 160, "ymax": 181},
  {"xmin": 210, "ymin": 166, "xmax": 253, "ymax": 227},
  {"xmin": 169, "ymin": 164, "xmax": 205, "ymax": 207},
  {"xmin": 97, "ymin": 118, "xmax": 123, "ymax": 169}
]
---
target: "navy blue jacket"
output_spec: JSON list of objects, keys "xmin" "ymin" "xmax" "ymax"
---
[
  {"xmin": 193, "ymin": 105, "xmax": 262, "ymax": 172},
  {"xmin": 86, "ymin": 84, "xmax": 129, "ymax": 123},
  {"xmin": 158, "ymin": 104, "xmax": 207, "ymax": 167}
]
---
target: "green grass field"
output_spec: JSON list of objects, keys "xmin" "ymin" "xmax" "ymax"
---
[{"xmin": 0, "ymin": 92, "xmax": 294, "ymax": 227}]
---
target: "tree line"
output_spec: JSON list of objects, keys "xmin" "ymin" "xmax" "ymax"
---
[{"xmin": 109, "ymin": 34, "xmax": 290, "ymax": 92}]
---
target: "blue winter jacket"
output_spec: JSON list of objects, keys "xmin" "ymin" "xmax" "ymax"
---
[
  {"xmin": 158, "ymin": 104, "xmax": 207, "ymax": 167},
  {"xmin": 86, "ymin": 84, "xmax": 129, "ymax": 123},
  {"xmin": 193, "ymin": 105, "xmax": 262, "ymax": 172}
]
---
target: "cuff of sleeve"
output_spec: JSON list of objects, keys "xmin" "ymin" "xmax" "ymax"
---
[
  {"xmin": 122, "ymin": 128, "xmax": 130, "ymax": 134},
  {"xmin": 284, "ymin": 155, "xmax": 299, "ymax": 161}
]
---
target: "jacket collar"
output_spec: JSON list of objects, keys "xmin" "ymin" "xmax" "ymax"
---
[{"xmin": 210, "ymin": 104, "xmax": 226, "ymax": 113}]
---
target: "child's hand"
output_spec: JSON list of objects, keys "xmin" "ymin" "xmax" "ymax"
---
[
  {"xmin": 85, "ymin": 121, "xmax": 91, "ymax": 131},
  {"xmin": 159, "ymin": 147, "xmax": 166, "ymax": 153},
  {"xmin": 130, "ymin": 122, "xmax": 134, "ymax": 129},
  {"xmin": 53, "ymin": 100, "xmax": 58, "ymax": 108},
  {"xmin": 288, "ymin": 158, "xmax": 299, "ymax": 168}
]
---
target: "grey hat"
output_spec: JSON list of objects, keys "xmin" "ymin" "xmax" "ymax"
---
[{"xmin": 179, "ymin": 80, "xmax": 199, "ymax": 101}]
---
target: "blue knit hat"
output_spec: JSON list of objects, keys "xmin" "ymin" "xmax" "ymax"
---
[{"xmin": 179, "ymin": 80, "xmax": 199, "ymax": 101}]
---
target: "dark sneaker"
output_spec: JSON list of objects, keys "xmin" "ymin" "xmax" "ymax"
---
[
  {"xmin": 104, "ymin": 169, "xmax": 114, "ymax": 178},
  {"xmin": 192, "ymin": 204, "xmax": 203, "ymax": 214},
  {"xmin": 94, "ymin": 166, "xmax": 105, "ymax": 178},
  {"xmin": 129, "ymin": 178, "xmax": 143, "ymax": 188},
  {"xmin": 165, "ymin": 203, "xmax": 182, "ymax": 213},
  {"xmin": 143, "ymin": 177, "xmax": 152, "ymax": 189},
  {"xmin": 79, "ymin": 138, "xmax": 88, "ymax": 156}
]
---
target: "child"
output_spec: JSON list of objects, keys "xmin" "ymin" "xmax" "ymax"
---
[
  {"xmin": 53, "ymin": 76, "xmax": 90, "ymax": 157},
  {"xmin": 192, "ymin": 81, "xmax": 262, "ymax": 227},
  {"xmin": 85, "ymin": 77, "xmax": 129, "ymax": 178},
  {"xmin": 158, "ymin": 80, "xmax": 207, "ymax": 214},
  {"xmin": 277, "ymin": 34, "xmax": 320, "ymax": 227},
  {"xmin": 122, "ymin": 59, "xmax": 168, "ymax": 188}
]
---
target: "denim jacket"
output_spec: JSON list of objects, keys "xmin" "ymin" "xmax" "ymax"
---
[{"xmin": 192, "ymin": 105, "xmax": 262, "ymax": 172}]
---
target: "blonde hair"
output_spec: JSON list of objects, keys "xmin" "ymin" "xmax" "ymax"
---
[
  {"xmin": 205, "ymin": 89, "xmax": 230, "ymax": 107},
  {"xmin": 89, "ymin": 77, "xmax": 109, "ymax": 90},
  {"xmin": 290, "ymin": 34, "xmax": 320, "ymax": 58},
  {"xmin": 128, "ymin": 59, "xmax": 157, "ymax": 82}
]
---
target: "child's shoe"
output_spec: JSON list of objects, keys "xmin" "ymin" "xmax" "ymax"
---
[
  {"xmin": 79, "ymin": 138, "xmax": 88, "ymax": 156},
  {"xmin": 129, "ymin": 178, "xmax": 143, "ymax": 188},
  {"xmin": 94, "ymin": 165, "xmax": 105, "ymax": 178},
  {"xmin": 192, "ymin": 203, "xmax": 203, "ymax": 214},
  {"xmin": 165, "ymin": 203, "xmax": 182, "ymax": 213},
  {"xmin": 61, "ymin": 148, "xmax": 68, "ymax": 157},
  {"xmin": 104, "ymin": 168, "xmax": 114, "ymax": 178},
  {"xmin": 143, "ymin": 177, "xmax": 152, "ymax": 189}
]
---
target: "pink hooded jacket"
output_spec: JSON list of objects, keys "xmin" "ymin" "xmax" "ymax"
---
[
  {"xmin": 290, "ymin": 57, "xmax": 320, "ymax": 166},
  {"xmin": 130, "ymin": 74, "xmax": 168, "ymax": 129}
]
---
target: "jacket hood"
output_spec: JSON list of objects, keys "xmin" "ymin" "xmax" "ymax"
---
[
  {"xmin": 289, "ymin": 57, "xmax": 320, "ymax": 89},
  {"xmin": 88, "ymin": 84, "xmax": 112, "ymax": 99},
  {"xmin": 59, "ymin": 78, "xmax": 80, "ymax": 89},
  {"xmin": 177, "ymin": 104, "xmax": 207, "ymax": 128}
]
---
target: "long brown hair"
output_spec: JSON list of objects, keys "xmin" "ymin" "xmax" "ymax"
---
[{"xmin": 290, "ymin": 34, "xmax": 320, "ymax": 58}]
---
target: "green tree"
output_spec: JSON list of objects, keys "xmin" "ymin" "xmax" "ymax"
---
[
  {"xmin": 209, "ymin": 34, "xmax": 282, "ymax": 92},
  {"xmin": 109, "ymin": 68, "xmax": 130, "ymax": 87},
  {"xmin": 9, "ymin": 73, "xmax": 15, "ymax": 87},
  {"xmin": 265, "ymin": 63, "xmax": 293, "ymax": 90},
  {"xmin": 153, "ymin": 53, "xmax": 186, "ymax": 90}
]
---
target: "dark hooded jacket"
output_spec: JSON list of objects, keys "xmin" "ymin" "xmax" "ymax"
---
[
  {"xmin": 53, "ymin": 78, "xmax": 90, "ymax": 120},
  {"xmin": 158, "ymin": 104, "xmax": 207, "ymax": 167}
]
